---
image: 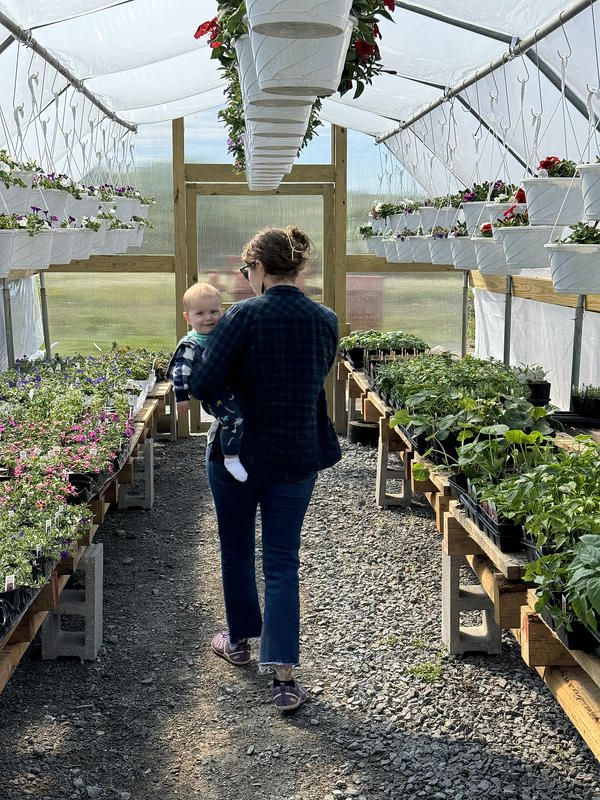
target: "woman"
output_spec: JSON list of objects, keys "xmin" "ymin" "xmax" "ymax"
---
[{"xmin": 188, "ymin": 225, "xmax": 341, "ymax": 711}]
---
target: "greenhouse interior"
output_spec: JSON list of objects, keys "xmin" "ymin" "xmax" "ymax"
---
[{"xmin": 3, "ymin": 1, "xmax": 600, "ymax": 798}]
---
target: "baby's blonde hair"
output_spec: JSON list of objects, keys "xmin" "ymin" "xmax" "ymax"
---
[{"xmin": 182, "ymin": 282, "xmax": 222, "ymax": 311}]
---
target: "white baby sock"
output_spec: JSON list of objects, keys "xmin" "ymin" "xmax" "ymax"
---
[{"xmin": 224, "ymin": 456, "xmax": 248, "ymax": 482}]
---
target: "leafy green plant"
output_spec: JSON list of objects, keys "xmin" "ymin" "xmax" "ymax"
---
[
  {"xmin": 461, "ymin": 181, "xmax": 517, "ymax": 203},
  {"xmin": 555, "ymin": 222, "xmax": 600, "ymax": 245},
  {"xmin": 537, "ymin": 156, "xmax": 578, "ymax": 178}
]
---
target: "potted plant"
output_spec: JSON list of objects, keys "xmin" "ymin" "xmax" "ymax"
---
[
  {"xmin": 394, "ymin": 227, "xmax": 414, "ymax": 262},
  {"xmin": 409, "ymin": 225, "xmax": 431, "ymax": 263},
  {"xmin": 513, "ymin": 363, "xmax": 551, "ymax": 406},
  {"xmin": 0, "ymin": 214, "xmax": 16, "ymax": 277},
  {"xmin": 521, "ymin": 157, "xmax": 583, "ymax": 226},
  {"xmin": 581, "ymin": 384, "xmax": 600, "ymax": 420},
  {"xmin": 246, "ymin": 0, "xmax": 353, "ymax": 38},
  {"xmin": 471, "ymin": 222, "xmax": 510, "ymax": 275},
  {"xmin": 418, "ymin": 196, "xmax": 460, "ymax": 232},
  {"xmin": 545, "ymin": 222, "xmax": 600, "ymax": 294},
  {"xmin": 448, "ymin": 221, "xmax": 477, "ymax": 270},
  {"xmin": 428, "ymin": 225, "xmax": 452, "ymax": 264},
  {"xmin": 0, "ymin": 163, "xmax": 31, "ymax": 216},
  {"xmin": 9, "ymin": 210, "xmax": 55, "ymax": 270},
  {"xmin": 576, "ymin": 157, "xmax": 600, "ymax": 221},
  {"xmin": 69, "ymin": 218, "xmax": 98, "ymax": 261},
  {"xmin": 491, "ymin": 205, "xmax": 552, "ymax": 269},
  {"xmin": 461, "ymin": 181, "xmax": 516, "ymax": 234}
]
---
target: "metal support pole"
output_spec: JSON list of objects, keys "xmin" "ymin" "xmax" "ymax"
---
[
  {"xmin": 503, "ymin": 275, "xmax": 512, "ymax": 366},
  {"xmin": 461, "ymin": 270, "xmax": 469, "ymax": 357},
  {"xmin": 3, "ymin": 277, "xmax": 14, "ymax": 369},
  {"xmin": 570, "ymin": 295, "xmax": 585, "ymax": 409},
  {"xmin": 38, "ymin": 269, "xmax": 52, "ymax": 360}
]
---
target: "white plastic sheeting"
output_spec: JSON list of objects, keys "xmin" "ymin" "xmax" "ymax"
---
[{"xmin": 0, "ymin": 277, "xmax": 44, "ymax": 370}]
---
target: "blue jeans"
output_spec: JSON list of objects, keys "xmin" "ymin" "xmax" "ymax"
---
[{"xmin": 207, "ymin": 457, "xmax": 317, "ymax": 669}]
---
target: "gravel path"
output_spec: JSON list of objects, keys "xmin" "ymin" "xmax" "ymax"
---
[{"xmin": 1, "ymin": 435, "xmax": 600, "ymax": 800}]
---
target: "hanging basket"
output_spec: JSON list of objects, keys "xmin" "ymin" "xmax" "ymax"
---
[
  {"xmin": 10, "ymin": 169, "xmax": 35, "ymax": 189},
  {"xmin": 388, "ymin": 213, "xmax": 406, "ymax": 233},
  {"xmin": 395, "ymin": 238, "xmax": 413, "ymax": 262},
  {"xmin": 252, "ymin": 137, "xmax": 303, "ymax": 150},
  {"xmin": 365, "ymin": 237, "xmax": 378, "ymax": 255},
  {"xmin": 472, "ymin": 236, "xmax": 518, "ymax": 275},
  {"xmin": 545, "ymin": 243, "xmax": 600, "ymax": 294},
  {"xmin": 245, "ymin": 103, "xmax": 312, "ymax": 126},
  {"xmin": 520, "ymin": 178, "xmax": 583, "ymax": 226},
  {"xmin": 49, "ymin": 228, "xmax": 77, "ymax": 265},
  {"xmin": 485, "ymin": 202, "xmax": 527, "ymax": 225},
  {"xmin": 90, "ymin": 220, "xmax": 110, "ymax": 254},
  {"xmin": 370, "ymin": 218, "xmax": 385, "ymax": 234},
  {"xmin": 410, "ymin": 236, "xmax": 432, "ymax": 263},
  {"xmin": 129, "ymin": 226, "xmax": 145, "ymax": 248},
  {"xmin": 70, "ymin": 228, "xmax": 95, "ymax": 261},
  {"xmin": 383, "ymin": 238, "xmax": 401, "ymax": 263},
  {"xmin": 251, "ymin": 121, "xmax": 309, "ymax": 138},
  {"xmin": 461, "ymin": 201, "xmax": 488, "ymax": 235},
  {"xmin": 428, "ymin": 236, "xmax": 452, "ymax": 265},
  {"xmin": 235, "ymin": 34, "xmax": 315, "ymax": 107},
  {"xmin": 10, "ymin": 229, "xmax": 54, "ymax": 270},
  {"xmin": 494, "ymin": 225, "xmax": 554, "ymax": 270},
  {"xmin": 576, "ymin": 163, "xmax": 600, "ymax": 221},
  {"xmin": 252, "ymin": 15, "xmax": 356, "ymax": 96},
  {"xmin": 0, "ymin": 183, "xmax": 31, "ymax": 216},
  {"xmin": 449, "ymin": 236, "xmax": 477, "ymax": 271},
  {"xmin": 138, "ymin": 203, "xmax": 151, "ymax": 220},
  {"xmin": 373, "ymin": 238, "xmax": 386, "ymax": 258},
  {"xmin": 418, "ymin": 206, "xmax": 459, "ymax": 233},
  {"xmin": 95, "ymin": 228, "xmax": 130, "ymax": 256},
  {"xmin": 34, "ymin": 188, "xmax": 68, "ymax": 222},
  {"xmin": 246, "ymin": 0, "xmax": 352, "ymax": 38},
  {"xmin": 114, "ymin": 197, "xmax": 135, "ymax": 221},
  {"xmin": 0, "ymin": 231, "xmax": 15, "ymax": 278}
]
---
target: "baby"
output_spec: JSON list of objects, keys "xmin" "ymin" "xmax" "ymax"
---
[{"xmin": 167, "ymin": 282, "xmax": 247, "ymax": 482}]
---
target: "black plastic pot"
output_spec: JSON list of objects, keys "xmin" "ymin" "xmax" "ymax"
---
[
  {"xmin": 0, "ymin": 585, "xmax": 36, "ymax": 642},
  {"xmin": 460, "ymin": 493, "xmax": 480, "ymax": 526},
  {"xmin": 571, "ymin": 394, "xmax": 582, "ymax": 414},
  {"xmin": 527, "ymin": 380, "xmax": 551, "ymax": 407},
  {"xmin": 346, "ymin": 347, "xmax": 364, "ymax": 368},
  {"xmin": 479, "ymin": 512, "xmax": 523, "ymax": 553},
  {"xmin": 348, "ymin": 418, "xmax": 379, "ymax": 447},
  {"xmin": 447, "ymin": 472, "xmax": 469, "ymax": 502},
  {"xmin": 583, "ymin": 397, "xmax": 600, "ymax": 421}
]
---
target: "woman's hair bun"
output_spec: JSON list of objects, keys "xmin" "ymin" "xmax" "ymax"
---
[{"xmin": 286, "ymin": 225, "xmax": 311, "ymax": 255}]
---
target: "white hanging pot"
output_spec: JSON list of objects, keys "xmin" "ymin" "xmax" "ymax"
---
[
  {"xmin": 383, "ymin": 238, "xmax": 400, "ymax": 263},
  {"xmin": 403, "ymin": 210, "xmax": 420, "ymax": 230},
  {"xmin": 373, "ymin": 238, "xmax": 386, "ymax": 258},
  {"xmin": 418, "ymin": 206, "xmax": 458, "ymax": 233},
  {"xmin": 461, "ymin": 201, "xmax": 488, "ymax": 235},
  {"xmin": 0, "ymin": 183, "xmax": 32, "ymax": 216},
  {"xmin": 410, "ymin": 236, "xmax": 432, "ymax": 263},
  {"xmin": 247, "ymin": 0, "xmax": 352, "ymax": 38},
  {"xmin": 35, "ymin": 188, "xmax": 68, "ymax": 222},
  {"xmin": 130, "ymin": 199, "xmax": 142, "ymax": 218},
  {"xmin": 10, "ymin": 169, "xmax": 35, "ymax": 189},
  {"xmin": 252, "ymin": 15, "xmax": 357, "ymax": 96},
  {"xmin": 115, "ymin": 197, "xmax": 134, "ymax": 221},
  {"xmin": 244, "ymin": 103, "xmax": 312, "ymax": 126},
  {"xmin": 251, "ymin": 121, "xmax": 309, "ymax": 138},
  {"xmin": 98, "ymin": 228, "xmax": 131, "ymax": 255},
  {"xmin": 0, "ymin": 231, "xmax": 15, "ymax": 277},
  {"xmin": 63, "ymin": 194, "xmax": 84, "ymax": 224},
  {"xmin": 576, "ymin": 163, "xmax": 600, "ymax": 221},
  {"xmin": 138, "ymin": 203, "xmax": 151, "ymax": 220},
  {"xmin": 370, "ymin": 217, "xmax": 385, "ymax": 233},
  {"xmin": 494, "ymin": 225, "xmax": 554, "ymax": 270},
  {"xmin": 449, "ymin": 236, "xmax": 477, "ymax": 271},
  {"xmin": 388, "ymin": 213, "xmax": 406, "ymax": 233},
  {"xmin": 84, "ymin": 196, "xmax": 101, "ymax": 219},
  {"xmin": 90, "ymin": 220, "xmax": 110, "ymax": 254},
  {"xmin": 250, "ymin": 149, "xmax": 298, "ymax": 159},
  {"xmin": 521, "ymin": 177, "xmax": 583, "ymax": 226},
  {"xmin": 130, "ymin": 226, "xmax": 145, "ymax": 247},
  {"xmin": 249, "ymin": 182, "xmax": 281, "ymax": 191},
  {"xmin": 485, "ymin": 202, "xmax": 527, "ymax": 225},
  {"xmin": 71, "ymin": 228, "xmax": 95, "ymax": 261},
  {"xmin": 49, "ymin": 228, "xmax": 76, "ymax": 265},
  {"xmin": 235, "ymin": 35, "xmax": 315, "ymax": 107},
  {"xmin": 117, "ymin": 229, "xmax": 133, "ymax": 252},
  {"xmin": 472, "ymin": 236, "xmax": 519, "ymax": 275},
  {"xmin": 545, "ymin": 243, "xmax": 600, "ymax": 294},
  {"xmin": 395, "ymin": 238, "xmax": 413, "ymax": 262},
  {"xmin": 10, "ymin": 229, "xmax": 54, "ymax": 269},
  {"xmin": 428, "ymin": 236, "xmax": 452, "ymax": 265},
  {"xmin": 365, "ymin": 237, "xmax": 378, "ymax": 255}
]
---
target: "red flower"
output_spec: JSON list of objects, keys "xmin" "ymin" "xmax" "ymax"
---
[
  {"xmin": 538, "ymin": 156, "xmax": 561, "ymax": 171},
  {"xmin": 503, "ymin": 204, "xmax": 517, "ymax": 220},
  {"xmin": 515, "ymin": 188, "xmax": 526, "ymax": 203},
  {"xmin": 373, "ymin": 23, "xmax": 382, "ymax": 39},
  {"xmin": 194, "ymin": 17, "xmax": 218, "ymax": 39},
  {"xmin": 210, "ymin": 41, "xmax": 223, "ymax": 48},
  {"xmin": 481, "ymin": 223, "xmax": 492, "ymax": 233},
  {"xmin": 384, "ymin": 0, "xmax": 395, "ymax": 9},
  {"xmin": 355, "ymin": 39, "xmax": 376, "ymax": 56}
]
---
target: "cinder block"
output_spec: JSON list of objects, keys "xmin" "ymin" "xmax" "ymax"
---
[
  {"xmin": 41, "ymin": 543, "xmax": 103, "ymax": 662},
  {"xmin": 153, "ymin": 400, "xmax": 177, "ymax": 442},
  {"xmin": 118, "ymin": 438, "xmax": 154, "ymax": 509},
  {"xmin": 442, "ymin": 550, "xmax": 502, "ymax": 655}
]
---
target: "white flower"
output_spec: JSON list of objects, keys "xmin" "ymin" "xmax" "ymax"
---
[{"xmin": 59, "ymin": 177, "xmax": 70, "ymax": 187}]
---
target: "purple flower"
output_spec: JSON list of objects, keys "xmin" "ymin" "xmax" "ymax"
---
[
  {"xmin": 463, "ymin": 192, "xmax": 476, "ymax": 202},
  {"xmin": 51, "ymin": 215, "xmax": 58, "ymax": 222},
  {"xmin": 60, "ymin": 550, "xmax": 69, "ymax": 560},
  {"xmin": 31, "ymin": 206, "xmax": 41, "ymax": 213},
  {"xmin": 493, "ymin": 181, "xmax": 503, "ymax": 190}
]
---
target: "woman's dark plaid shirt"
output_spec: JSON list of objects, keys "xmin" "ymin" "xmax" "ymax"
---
[{"xmin": 188, "ymin": 285, "xmax": 342, "ymax": 474}]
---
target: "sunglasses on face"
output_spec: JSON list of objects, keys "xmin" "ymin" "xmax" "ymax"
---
[{"xmin": 239, "ymin": 262, "xmax": 254, "ymax": 280}]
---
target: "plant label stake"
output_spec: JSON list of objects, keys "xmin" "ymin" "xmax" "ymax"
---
[
  {"xmin": 45, "ymin": 519, "xmax": 51, "ymax": 534},
  {"xmin": 5, "ymin": 575, "xmax": 15, "ymax": 592}
]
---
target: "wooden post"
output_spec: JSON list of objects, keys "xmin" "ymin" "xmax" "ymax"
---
[
  {"xmin": 184, "ymin": 185, "xmax": 205, "ymax": 433},
  {"xmin": 323, "ymin": 182, "xmax": 335, "ymax": 417},
  {"xmin": 332, "ymin": 125, "xmax": 347, "ymax": 331},
  {"xmin": 172, "ymin": 117, "xmax": 189, "ymax": 436}
]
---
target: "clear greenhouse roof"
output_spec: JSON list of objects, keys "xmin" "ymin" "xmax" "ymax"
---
[{"xmin": 1, "ymin": 1, "xmax": 600, "ymax": 189}]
